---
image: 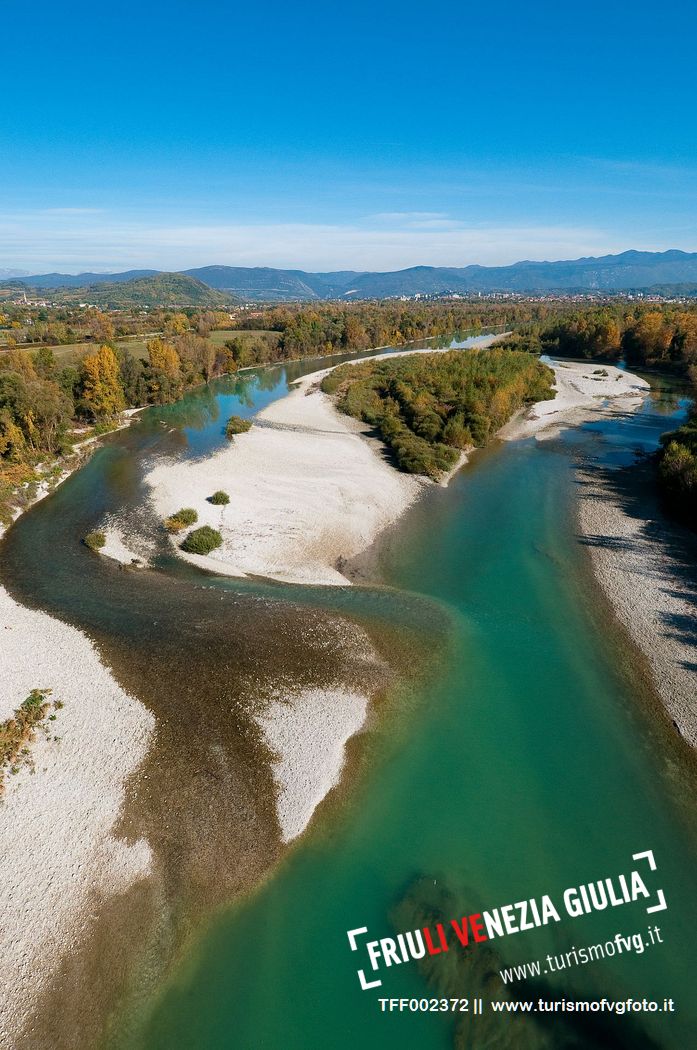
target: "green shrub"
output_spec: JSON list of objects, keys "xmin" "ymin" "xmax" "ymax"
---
[
  {"xmin": 181, "ymin": 525, "xmax": 223, "ymax": 555},
  {"xmin": 225, "ymin": 415, "xmax": 252, "ymax": 439},
  {"xmin": 208, "ymin": 490, "xmax": 230, "ymax": 505},
  {"xmin": 83, "ymin": 531, "xmax": 106, "ymax": 551},
  {"xmin": 1, "ymin": 689, "xmax": 52, "ymax": 782},
  {"xmin": 164, "ymin": 507, "xmax": 198, "ymax": 532}
]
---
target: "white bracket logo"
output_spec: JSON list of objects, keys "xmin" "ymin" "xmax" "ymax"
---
[
  {"xmin": 347, "ymin": 927, "xmax": 383, "ymax": 990},
  {"xmin": 632, "ymin": 849, "xmax": 667, "ymax": 913}
]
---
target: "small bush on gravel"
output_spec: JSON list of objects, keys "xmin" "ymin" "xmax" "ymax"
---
[
  {"xmin": 181, "ymin": 526, "xmax": 223, "ymax": 555},
  {"xmin": 83, "ymin": 531, "xmax": 106, "ymax": 551},
  {"xmin": 225, "ymin": 415, "xmax": 252, "ymax": 439},
  {"xmin": 164, "ymin": 507, "xmax": 198, "ymax": 532},
  {"xmin": 208, "ymin": 490, "xmax": 230, "ymax": 505}
]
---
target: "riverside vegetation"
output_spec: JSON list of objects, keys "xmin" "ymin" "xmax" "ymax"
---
[
  {"xmin": 2, "ymin": 298, "xmax": 696, "ymax": 524},
  {"xmin": 164, "ymin": 508, "xmax": 198, "ymax": 533},
  {"xmin": 208, "ymin": 490, "xmax": 230, "ymax": 505},
  {"xmin": 225, "ymin": 415, "xmax": 252, "ymax": 438},
  {"xmin": 181, "ymin": 526, "xmax": 223, "ymax": 555},
  {"xmin": 0, "ymin": 688, "xmax": 61, "ymax": 794},
  {"xmin": 499, "ymin": 303, "xmax": 697, "ymax": 373},
  {"xmin": 493, "ymin": 304, "xmax": 697, "ymax": 528},
  {"xmin": 321, "ymin": 348, "xmax": 555, "ymax": 480},
  {"xmin": 659, "ymin": 419, "xmax": 697, "ymax": 527}
]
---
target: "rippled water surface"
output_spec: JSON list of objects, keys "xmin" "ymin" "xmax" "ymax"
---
[{"xmin": 2, "ymin": 347, "xmax": 696, "ymax": 1050}]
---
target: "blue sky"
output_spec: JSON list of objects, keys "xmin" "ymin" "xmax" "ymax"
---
[{"xmin": 2, "ymin": 0, "xmax": 695, "ymax": 273}]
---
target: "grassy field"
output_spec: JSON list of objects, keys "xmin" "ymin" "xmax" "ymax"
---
[
  {"xmin": 0, "ymin": 328, "xmax": 281, "ymax": 366},
  {"xmin": 0, "ymin": 334, "xmax": 151, "ymax": 365}
]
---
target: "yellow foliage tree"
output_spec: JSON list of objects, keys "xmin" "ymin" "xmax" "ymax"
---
[
  {"xmin": 87, "ymin": 311, "xmax": 115, "ymax": 344},
  {"xmin": 81, "ymin": 344, "xmax": 125, "ymax": 420},
  {"xmin": 147, "ymin": 337, "xmax": 181, "ymax": 378},
  {"xmin": 0, "ymin": 409, "xmax": 26, "ymax": 461},
  {"xmin": 0, "ymin": 349, "xmax": 36, "ymax": 380},
  {"xmin": 164, "ymin": 313, "xmax": 189, "ymax": 336}
]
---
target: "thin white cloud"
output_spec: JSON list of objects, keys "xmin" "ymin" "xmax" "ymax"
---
[
  {"xmin": 367, "ymin": 211, "xmax": 464, "ymax": 231},
  {"xmin": 0, "ymin": 210, "xmax": 692, "ymax": 273},
  {"xmin": 40, "ymin": 207, "xmax": 106, "ymax": 215},
  {"xmin": 368, "ymin": 211, "xmax": 451, "ymax": 222}
]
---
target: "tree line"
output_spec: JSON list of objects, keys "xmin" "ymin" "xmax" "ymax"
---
[
  {"xmin": 500, "ymin": 304, "xmax": 697, "ymax": 376},
  {"xmin": 658, "ymin": 420, "xmax": 697, "ymax": 528},
  {"xmin": 235, "ymin": 301, "xmax": 565, "ymax": 359},
  {"xmin": 0, "ymin": 306, "xmax": 234, "ymax": 350},
  {"xmin": 0, "ymin": 334, "xmax": 242, "ymax": 523},
  {"xmin": 321, "ymin": 348, "xmax": 555, "ymax": 480}
]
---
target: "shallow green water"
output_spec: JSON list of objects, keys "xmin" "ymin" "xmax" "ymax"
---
[
  {"xmin": 138, "ymin": 377, "xmax": 697, "ymax": 1050},
  {"xmin": 3, "ymin": 345, "xmax": 697, "ymax": 1049}
]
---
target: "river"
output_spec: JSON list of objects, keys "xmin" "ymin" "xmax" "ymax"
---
[{"xmin": 2, "ymin": 336, "xmax": 696, "ymax": 1050}]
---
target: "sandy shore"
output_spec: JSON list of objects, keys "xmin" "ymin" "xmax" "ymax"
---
[
  {"xmin": 0, "ymin": 583, "xmax": 154, "ymax": 1047},
  {"xmin": 3, "ymin": 346, "xmax": 687, "ymax": 1045},
  {"xmin": 146, "ymin": 348, "xmax": 646, "ymax": 590},
  {"xmin": 501, "ymin": 358, "xmax": 697, "ymax": 744},
  {"xmin": 100, "ymin": 519, "xmax": 152, "ymax": 567},
  {"xmin": 500, "ymin": 359, "xmax": 650, "ymax": 441},
  {"xmin": 576, "ymin": 462, "xmax": 697, "ymax": 746},
  {"xmin": 145, "ymin": 337, "xmax": 513, "ymax": 587},
  {"xmin": 146, "ymin": 370, "xmax": 428, "ymax": 586},
  {"xmin": 0, "ymin": 408, "xmax": 160, "ymax": 1045},
  {"xmin": 0, "ymin": 366, "xmax": 400, "ymax": 1041}
]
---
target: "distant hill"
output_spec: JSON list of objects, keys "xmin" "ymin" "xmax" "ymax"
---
[
  {"xmin": 333, "ymin": 251, "xmax": 697, "ymax": 298},
  {"xmin": 10, "ymin": 268, "xmax": 160, "ymax": 289},
  {"xmin": 187, "ymin": 251, "xmax": 697, "ymax": 298},
  {"xmin": 82, "ymin": 273, "xmax": 232, "ymax": 307},
  {"xmin": 8, "ymin": 250, "xmax": 697, "ymax": 301},
  {"xmin": 642, "ymin": 283, "xmax": 697, "ymax": 297},
  {"xmin": 182, "ymin": 265, "xmax": 364, "ymax": 300},
  {"xmin": 20, "ymin": 273, "xmax": 233, "ymax": 308}
]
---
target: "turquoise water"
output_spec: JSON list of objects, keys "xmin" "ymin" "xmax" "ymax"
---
[
  {"xmin": 137, "ymin": 377, "xmax": 697, "ymax": 1049},
  {"xmin": 2, "ymin": 345, "xmax": 696, "ymax": 1049}
]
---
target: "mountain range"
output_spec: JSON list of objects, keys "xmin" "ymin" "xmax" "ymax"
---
[{"xmin": 4, "ymin": 250, "xmax": 697, "ymax": 302}]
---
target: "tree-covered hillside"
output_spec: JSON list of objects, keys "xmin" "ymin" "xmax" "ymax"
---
[
  {"xmin": 77, "ymin": 273, "xmax": 232, "ymax": 308},
  {"xmin": 14, "ymin": 273, "xmax": 232, "ymax": 309},
  {"xmin": 12, "ymin": 251, "xmax": 697, "ymax": 300}
]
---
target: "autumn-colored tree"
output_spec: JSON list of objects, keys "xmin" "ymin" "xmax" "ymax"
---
[
  {"xmin": 87, "ymin": 311, "xmax": 115, "ymax": 344},
  {"xmin": 147, "ymin": 337, "xmax": 181, "ymax": 378},
  {"xmin": 80, "ymin": 344, "xmax": 125, "ymax": 419},
  {"xmin": 343, "ymin": 315, "xmax": 369, "ymax": 349},
  {"xmin": 175, "ymin": 333, "xmax": 215, "ymax": 381},
  {"xmin": 673, "ymin": 313, "xmax": 697, "ymax": 370},
  {"xmin": 164, "ymin": 313, "xmax": 189, "ymax": 337},
  {"xmin": 623, "ymin": 311, "xmax": 673, "ymax": 366},
  {"xmin": 0, "ymin": 408, "xmax": 26, "ymax": 460},
  {"xmin": 0, "ymin": 349, "xmax": 37, "ymax": 380}
]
